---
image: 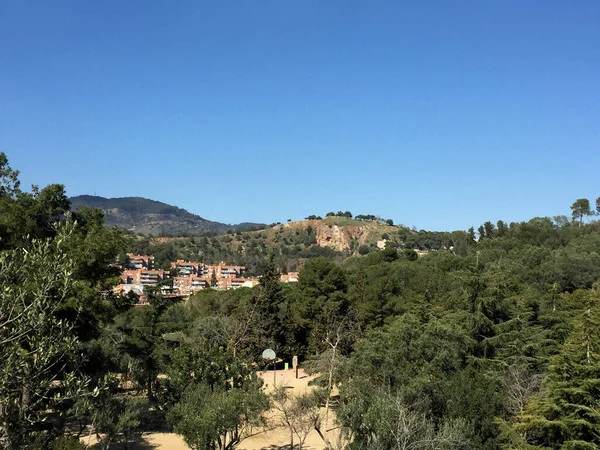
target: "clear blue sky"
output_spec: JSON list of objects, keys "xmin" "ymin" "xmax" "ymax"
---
[{"xmin": 1, "ymin": 1, "xmax": 598, "ymax": 231}]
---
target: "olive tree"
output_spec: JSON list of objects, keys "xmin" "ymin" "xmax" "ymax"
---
[{"xmin": 0, "ymin": 221, "xmax": 92, "ymax": 448}]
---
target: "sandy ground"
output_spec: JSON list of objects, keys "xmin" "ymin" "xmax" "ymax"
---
[{"xmin": 87, "ymin": 369, "xmax": 338, "ymax": 450}]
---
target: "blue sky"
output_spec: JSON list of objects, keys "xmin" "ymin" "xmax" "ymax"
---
[{"xmin": 1, "ymin": 1, "xmax": 598, "ymax": 230}]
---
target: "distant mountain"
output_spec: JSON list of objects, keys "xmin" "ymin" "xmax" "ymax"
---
[{"xmin": 69, "ymin": 195, "xmax": 265, "ymax": 236}]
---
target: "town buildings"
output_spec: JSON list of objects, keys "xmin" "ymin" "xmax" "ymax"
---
[{"xmin": 116, "ymin": 255, "xmax": 298, "ymax": 304}]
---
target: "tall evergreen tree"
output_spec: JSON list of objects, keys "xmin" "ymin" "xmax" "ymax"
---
[
  {"xmin": 255, "ymin": 254, "xmax": 287, "ymax": 353},
  {"xmin": 506, "ymin": 291, "xmax": 600, "ymax": 449}
]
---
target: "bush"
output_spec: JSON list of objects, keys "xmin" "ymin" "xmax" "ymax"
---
[
  {"xmin": 51, "ymin": 436, "xmax": 86, "ymax": 450},
  {"xmin": 404, "ymin": 249, "xmax": 418, "ymax": 261},
  {"xmin": 382, "ymin": 248, "xmax": 398, "ymax": 262}
]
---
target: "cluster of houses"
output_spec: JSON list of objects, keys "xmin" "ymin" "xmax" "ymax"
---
[{"xmin": 115, "ymin": 254, "xmax": 299, "ymax": 305}]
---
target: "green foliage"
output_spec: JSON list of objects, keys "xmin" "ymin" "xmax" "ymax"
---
[
  {"xmin": 404, "ymin": 248, "xmax": 419, "ymax": 261},
  {"xmin": 506, "ymin": 291, "xmax": 600, "ymax": 449},
  {"xmin": 0, "ymin": 221, "xmax": 91, "ymax": 448},
  {"xmin": 162, "ymin": 340, "xmax": 268, "ymax": 450},
  {"xmin": 291, "ymin": 257, "xmax": 349, "ymax": 355},
  {"xmin": 72, "ymin": 378, "xmax": 148, "ymax": 450},
  {"xmin": 254, "ymin": 254, "xmax": 289, "ymax": 354},
  {"xmin": 51, "ymin": 435, "xmax": 86, "ymax": 450},
  {"xmin": 7, "ymin": 153, "xmax": 600, "ymax": 450},
  {"xmin": 571, "ymin": 198, "xmax": 592, "ymax": 225},
  {"xmin": 168, "ymin": 382, "xmax": 268, "ymax": 450},
  {"xmin": 116, "ymin": 288, "xmax": 181, "ymax": 400},
  {"xmin": 0, "ymin": 152, "xmax": 21, "ymax": 196},
  {"xmin": 337, "ymin": 384, "xmax": 472, "ymax": 450},
  {"xmin": 70, "ymin": 195, "xmax": 266, "ymax": 237},
  {"xmin": 358, "ymin": 244, "xmax": 371, "ymax": 255}
]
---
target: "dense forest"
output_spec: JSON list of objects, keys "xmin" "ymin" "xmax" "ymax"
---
[{"xmin": 2, "ymin": 151, "xmax": 600, "ymax": 450}]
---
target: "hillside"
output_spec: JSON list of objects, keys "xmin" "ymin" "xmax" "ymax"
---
[
  {"xmin": 130, "ymin": 216, "xmax": 452, "ymax": 273},
  {"xmin": 70, "ymin": 195, "xmax": 264, "ymax": 236}
]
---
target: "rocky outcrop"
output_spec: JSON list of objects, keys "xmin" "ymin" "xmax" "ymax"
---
[{"xmin": 303, "ymin": 221, "xmax": 380, "ymax": 251}]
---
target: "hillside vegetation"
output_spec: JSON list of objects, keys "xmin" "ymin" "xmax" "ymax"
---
[
  {"xmin": 130, "ymin": 216, "xmax": 451, "ymax": 273},
  {"xmin": 70, "ymin": 195, "xmax": 264, "ymax": 236}
]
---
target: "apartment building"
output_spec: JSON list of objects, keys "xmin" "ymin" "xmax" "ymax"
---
[
  {"xmin": 173, "ymin": 276, "xmax": 210, "ymax": 295},
  {"xmin": 125, "ymin": 254, "xmax": 154, "ymax": 270},
  {"xmin": 200, "ymin": 263, "xmax": 246, "ymax": 279},
  {"xmin": 116, "ymin": 257, "xmax": 302, "ymax": 307},
  {"xmin": 216, "ymin": 277, "xmax": 259, "ymax": 290},
  {"xmin": 120, "ymin": 269, "xmax": 170, "ymax": 286},
  {"xmin": 170, "ymin": 260, "xmax": 204, "ymax": 277}
]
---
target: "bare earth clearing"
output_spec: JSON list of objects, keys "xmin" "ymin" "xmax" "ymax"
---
[{"xmin": 87, "ymin": 369, "xmax": 336, "ymax": 450}]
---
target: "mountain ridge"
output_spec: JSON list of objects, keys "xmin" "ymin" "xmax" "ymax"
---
[{"xmin": 69, "ymin": 195, "xmax": 265, "ymax": 236}]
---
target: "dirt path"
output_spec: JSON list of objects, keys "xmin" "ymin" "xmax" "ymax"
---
[{"xmin": 88, "ymin": 369, "xmax": 335, "ymax": 450}]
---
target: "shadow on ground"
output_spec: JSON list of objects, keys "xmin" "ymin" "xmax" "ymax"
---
[
  {"xmin": 260, "ymin": 446, "xmax": 319, "ymax": 450},
  {"xmin": 88, "ymin": 434, "xmax": 159, "ymax": 450}
]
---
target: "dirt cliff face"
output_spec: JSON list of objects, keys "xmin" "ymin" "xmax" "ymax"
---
[
  {"xmin": 315, "ymin": 224, "xmax": 349, "ymax": 250},
  {"xmin": 287, "ymin": 221, "xmax": 378, "ymax": 251}
]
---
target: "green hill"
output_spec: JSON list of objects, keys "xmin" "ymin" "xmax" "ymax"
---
[
  {"xmin": 69, "ymin": 195, "xmax": 264, "ymax": 236},
  {"xmin": 129, "ymin": 215, "xmax": 453, "ymax": 273}
]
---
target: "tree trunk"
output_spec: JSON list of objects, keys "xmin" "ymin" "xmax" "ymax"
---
[
  {"xmin": 324, "ymin": 345, "xmax": 336, "ymax": 432},
  {"xmin": 147, "ymin": 375, "xmax": 153, "ymax": 401}
]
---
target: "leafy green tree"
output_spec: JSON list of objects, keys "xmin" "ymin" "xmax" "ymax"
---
[
  {"xmin": 292, "ymin": 258, "xmax": 349, "ymax": 355},
  {"xmin": 116, "ymin": 287, "xmax": 180, "ymax": 400},
  {"xmin": 0, "ymin": 152, "xmax": 20, "ymax": 196},
  {"xmin": 117, "ymin": 250, "xmax": 129, "ymax": 267},
  {"xmin": 483, "ymin": 221, "xmax": 496, "ymax": 238},
  {"xmin": 468, "ymin": 227, "xmax": 477, "ymax": 243},
  {"xmin": 571, "ymin": 198, "xmax": 592, "ymax": 225},
  {"xmin": 404, "ymin": 248, "xmax": 418, "ymax": 261},
  {"xmin": 168, "ymin": 382, "xmax": 267, "ymax": 450},
  {"xmin": 382, "ymin": 248, "xmax": 398, "ymax": 262},
  {"xmin": 386, "ymin": 219, "xmax": 394, "ymax": 226},
  {"xmin": 162, "ymin": 341, "xmax": 268, "ymax": 450},
  {"xmin": 72, "ymin": 378, "xmax": 147, "ymax": 450},
  {"xmin": 0, "ymin": 222, "xmax": 92, "ymax": 448},
  {"xmin": 497, "ymin": 220, "xmax": 509, "ymax": 237},
  {"xmin": 0, "ymin": 182, "xmax": 70, "ymax": 250},
  {"xmin": 478, "ymin": 225, "xmax": 486, "ymax": 240}
]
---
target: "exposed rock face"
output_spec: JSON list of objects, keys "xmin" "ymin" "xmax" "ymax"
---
[
  {"xmin": 316, "ymin": 224, "xmax": 348, "ymax": 250},
  {"xmin": 309, "ymin": 222, "xmax": 373, "ymax": 251}
]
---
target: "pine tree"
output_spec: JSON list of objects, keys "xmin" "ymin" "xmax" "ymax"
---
[
  {"xmin": 507, "ymin": 291, "xmax": 600, "ymax": 449},
  {"xmin": 256, "ymin": 254, "xmax": 287, "ymax": 353}
]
